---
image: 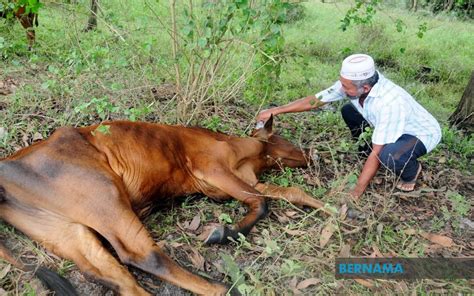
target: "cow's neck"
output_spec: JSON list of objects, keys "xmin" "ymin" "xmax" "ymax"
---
[{"xmin": 227, "ymin": 137, "xmax": 268, "ymax": 186}]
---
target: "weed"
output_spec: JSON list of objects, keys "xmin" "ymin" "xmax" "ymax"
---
[
  {"xmin": 218, "ymin": 213, "xmax": 233, "ymax": 225},
  {"xmin": 23, "ymin": 283, "xmax": 36, "ymax": 296},
  {"xmin": 441, "ymin": 126, "xmax": 474, "ymax": 158},
  {"xmin": 220, "ymin": 252, "xmax": 246, "ymax": 293},
  {"xmin": 356, "ymin": 126, "xmax": 373, "ymax": 148},
  {"xmin": 74, "ymin": 97, "xmax": 119, "ymax": 122},
  {"xmin": 446, "ymin": 191, "xmax": 471, "ymax": 234},
  {"xmin": 124, "ymin": 103, "xmax": 154, "ymax": 122},
  {"xmin": 57, "ymin": 261, "xmax": 76, "ymax": 277},
  {"xmin": 280, "ymin": 258, "xmax": 303, "ymax": 276},
  {"xmin": 448, "ymin": 191, "xmax": 470, "ymax": 217},
  {"xmin": 202, "ymin": 115, "xmax": 226, "ymax": 132}
]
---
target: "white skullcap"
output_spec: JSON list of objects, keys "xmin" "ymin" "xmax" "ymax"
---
[{"xmin": 340, "ymin": 54, "xmax": 375, "ymax": 80}]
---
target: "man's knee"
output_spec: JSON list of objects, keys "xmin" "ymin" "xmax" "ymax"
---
[{"xmin": 379, "ymin": 145, "xmax": 403, "ymax": 171}]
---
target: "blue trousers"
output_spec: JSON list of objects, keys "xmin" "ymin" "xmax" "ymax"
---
[{"xmin": 341, "ymin": 103, "xmax": 427, "ymax": 181}]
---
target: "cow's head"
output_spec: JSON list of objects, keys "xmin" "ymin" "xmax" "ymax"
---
[{"xmin": 252, "ymin": 115, "xmax": 310, "ymax": 169}]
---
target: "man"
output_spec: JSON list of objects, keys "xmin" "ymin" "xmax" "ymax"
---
[{"xmin": 257, "ymin": 53, "xmax": 441, "ymax": 200}]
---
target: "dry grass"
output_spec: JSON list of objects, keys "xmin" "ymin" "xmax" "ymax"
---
[{"xmin": 1, "ymin": 0, "xmax": 473, "ymax": 295}]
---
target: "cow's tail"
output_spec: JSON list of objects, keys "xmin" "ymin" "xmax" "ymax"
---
[
  {"xmin": 34, "ymin": 266, "xmax": 78, "ymax": 296},
  {"xmin": 0, "ymin": 238, "xmax": 77, "ymax": 296},
  {"xmin": 0, "ymin": 186, "xmax": 77, "ymax": 296}
]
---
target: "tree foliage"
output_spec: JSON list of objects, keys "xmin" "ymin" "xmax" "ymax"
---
[
  {"xmin": 0, "ymin": 0, "xmax": 42, "ymax": 18},
  {"xmin": 422, "ymin": 0, "xmax": 473, "ymax": 18}
]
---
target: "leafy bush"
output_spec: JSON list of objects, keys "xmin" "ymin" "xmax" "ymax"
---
[
  {"xmin": 425, "ymin": 0, "xmax": 474, "ymax": 19},
  {"xmin": 285, "ymin": 2, "xmax": 306, "ymax": 23}
]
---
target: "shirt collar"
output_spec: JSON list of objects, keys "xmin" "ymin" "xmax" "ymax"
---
[{"xmin": 366, "ymin": 71, "xmax": 384, "ymax": 99}]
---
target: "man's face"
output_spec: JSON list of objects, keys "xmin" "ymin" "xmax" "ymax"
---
[{"xmin": 340, "ymin": 76, "xmax": 366, "ymax": 100}]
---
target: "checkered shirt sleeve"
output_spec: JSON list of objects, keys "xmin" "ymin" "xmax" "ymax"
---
[{"xmin": 315, "ymin": 81, "xmax": 345, "ymax": 103}]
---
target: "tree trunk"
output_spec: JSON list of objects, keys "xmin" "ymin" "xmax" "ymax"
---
[
  {"xmin": 84, "ymin": 0, "xmax": 98, "ymax": 31},
  {"xmin": 449, "ymin": 71, "xmax": 474, "ymax": 133},
  {"xmin": 445, "ymin": 0, "xmax": 455, "ymax": 11}
]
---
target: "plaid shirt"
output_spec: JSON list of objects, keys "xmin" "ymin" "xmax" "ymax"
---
[{"xmin": 315, "ymin": 72, "xmax": 441, "ymax": 152}]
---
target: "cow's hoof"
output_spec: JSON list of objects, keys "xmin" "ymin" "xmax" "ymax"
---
[{"xmin": 204, "ymin": 225, "xmax": 226, "ymax": 245}]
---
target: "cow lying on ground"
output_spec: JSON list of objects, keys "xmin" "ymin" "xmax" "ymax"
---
[
  {"xmin": 0, "ymin": 1, "xmax": 38, "ymax": 49},
  {"xmin": 0, "ymin": 116, "xmax": 327, "ymax": 295},
  {"xmin": 0, "ymin": 239, "xmax": 77, "ymax": 295}
]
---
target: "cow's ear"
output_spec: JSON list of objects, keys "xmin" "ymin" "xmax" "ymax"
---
[
  {"xmin": 264, "ymin": 114, "xmax": 273, "ymax": 134},
  {"xmin": 253, "ymin": 114, "xmax": 274, "ymax": 140}
]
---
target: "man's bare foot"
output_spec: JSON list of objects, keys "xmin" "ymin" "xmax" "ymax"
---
[{"xmin": 396, "ymin": 163, "xmax": 422, "ymax": 192}]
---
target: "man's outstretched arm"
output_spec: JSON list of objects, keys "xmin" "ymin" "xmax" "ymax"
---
[
  {"xmin": 351, "ymin": 143, "xmax": 384, "ymax": 200},
  {"xmin": 257, "ymin": 95, "xmax": 326, "ymax": 122}
]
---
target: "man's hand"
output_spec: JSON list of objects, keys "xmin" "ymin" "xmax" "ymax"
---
[
  {"xmin": 257, "ymin": 109, "xmax": 276, "ymax": 122},
  {"xmin": 349, "ymin": 144, "xmax": 384, "ymax": 202},
  {"xmin": 349, "ymin": 185, "xmax": 365, "ymax": 201}
]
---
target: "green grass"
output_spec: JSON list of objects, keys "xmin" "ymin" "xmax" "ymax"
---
[
  {"xmin": 1, "ymin": 0, "xmax": 473, "ymax": 295},
  {"xmin": 279, "ymin": 2, "xmax": 474, "ymax": 124}
]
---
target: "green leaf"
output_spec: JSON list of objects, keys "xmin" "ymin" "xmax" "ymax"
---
[
  {"xmin": 205, "ymin": 27, "xmax": 213, "ymax": 38},
  {"xmin": 48, "ymin": 65, "xmax": 59, "ymax": 75},
  {"xmin": 281, "ymin": 259, "xmax": 302, "ymax": 275},
  {"xmin": 264, "ymin": 239, "xmax": 281, "ymax": 255},
  {"xmin": 238, "ymin": 284, "xmax": 254, "ymax": 295},
  {"xmin": 347, "ymin": 174, "xmax": 358, "ymax": 186},
  {"xmin": 182, "ymin": 25, "xmax": 193, "ymax": 38},
  {"xmin": 197, "ymin": 37, "xmax": 208, "ymax": 48},
  {"xmin": 218, "ymin": 213, "xmax": 233, "ymax": 224},
  {"xmin": 95, "ymin": 125, "xmax": 111, "ymax": 135},
  {"xmin": 395, "ymin": 19, "xmax": 405, "ymax": 33},
  {"xmin": 220, "ymin": 253, "xmax": 245, "ymax": 287},
  {"xmin": 202, "ymin": 49, "xmax": 211, "ymax": 58},
  {"xmin": 270, "ymin": 24, "xmax": 281, "ymax": 34}
]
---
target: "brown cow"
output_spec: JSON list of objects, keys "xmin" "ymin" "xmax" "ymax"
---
[
  {"xmin": 0, "ymin": 239, "xmax": 77, "ymax": 295},
  {"xmin": 0, "ymin": 116, "xmax": 327, "ymax": 295},
  {"xmin": 0, "ymin": 1, "xmax": 38, "ymax": 49}
]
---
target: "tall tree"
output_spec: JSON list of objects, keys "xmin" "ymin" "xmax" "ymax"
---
[
  {"xmin": 84, "ymin": 0, "xmax": 98, "ymax": 31},
  {"xmin": 449, "ymin": 71, "xmax": 474, "ymax": 133}
]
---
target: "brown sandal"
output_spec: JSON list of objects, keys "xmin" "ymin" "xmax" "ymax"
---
[{"xmin": 396, "ymin": 163, "xmax": 422, "ymax": 192}]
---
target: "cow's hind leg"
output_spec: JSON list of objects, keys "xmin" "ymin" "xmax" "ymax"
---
[
  {"xmin": 52, "ymin": 224, "xmax": 150, "ymax": 296},
  {"xmin": 2, "ymin": 208, "xmax": 149, "ymax": 295},
  {"xmin": 84, "ymin": 201, "xmax": 229, "ymax": 296}
]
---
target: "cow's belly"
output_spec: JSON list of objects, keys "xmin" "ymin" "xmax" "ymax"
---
[{"xmin": 202, "ymin": 188, "xmax": 233, "ymax": 202}]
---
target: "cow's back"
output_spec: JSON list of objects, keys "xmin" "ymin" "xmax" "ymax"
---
[{"xmin": 78, "ymin": 121, "xmax": 233, "ymax": 207}]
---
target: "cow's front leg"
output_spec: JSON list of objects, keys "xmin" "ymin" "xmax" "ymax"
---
[
  {"xmin": 199, "ymin": 167, "xmax": 268, "ymax": 244},
  {"xmin": 255, "ymin": 183, "xmax": 332, "ymax": 214}
]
